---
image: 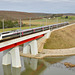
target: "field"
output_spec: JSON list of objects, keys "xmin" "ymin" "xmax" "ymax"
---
[
  {"xmin": 0, "ymin": 16, "xmax": 75, "ymax": 33},
  {"xmin": 22, "ymin": 16, "xmax": 75, "ymax": 25},
  {"xmin": 44, "ymin": 24, "xmax": 75, "ymax": 49}
]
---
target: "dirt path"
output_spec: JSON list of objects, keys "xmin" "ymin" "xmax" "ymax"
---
[{"xmin": 20, "ymin": 47, "xmax": 75, "ymax": 59}]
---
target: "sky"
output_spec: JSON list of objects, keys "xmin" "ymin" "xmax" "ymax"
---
[{"xmin": 0, "ymin": 0, "xmax": 75, "ymax": 13}]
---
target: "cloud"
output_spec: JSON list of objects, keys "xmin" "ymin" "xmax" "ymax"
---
[
  {"xmin": 43, "ymin": 0, "xmax": 74, "ymax": 2},
  {"xmin": 1, "ymin": 0, "xmax": 25, "ymax": 2},
  {"xmin": 0, "ymin": 0, "xmax": 75, "ymax": 3}
]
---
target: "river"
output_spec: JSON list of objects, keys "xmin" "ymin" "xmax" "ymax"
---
[{"xmin": 0, "ymin": 52, "xmax": 75, "ymax": 75}]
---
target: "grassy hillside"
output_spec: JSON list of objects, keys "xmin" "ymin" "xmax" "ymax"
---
[
  {"xmin": 0, "ymin": 11, "xmax": 51, "ymax": 20},
  {"xmin": 44, "ymin": 24, "xmax": 75, "ymax": 49}
]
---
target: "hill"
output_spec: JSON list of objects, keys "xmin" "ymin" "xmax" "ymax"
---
[
  {"xmin": 0, "ymin": 11, "xmax": 75, "ymax": 20},
  {"xmin": 64, "ymin": 13, "xmax": 75, "ymax": 16},
  {"xmin": 0, "ymin": 11, "xmax": 52, "ymax": 20}
]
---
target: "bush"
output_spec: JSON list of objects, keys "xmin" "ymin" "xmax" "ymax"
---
[
  {"xmin": 65, "ymin": 16, "xmax": 68, "ymax": 19},
  {"xmin": 0, "ymin": 20, "xmax": 19, "ymax": 29}
]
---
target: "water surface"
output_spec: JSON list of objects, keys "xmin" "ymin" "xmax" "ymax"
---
[{"xmin": 0, "ymin": 52, "xmax": 75, "ymax": 75}]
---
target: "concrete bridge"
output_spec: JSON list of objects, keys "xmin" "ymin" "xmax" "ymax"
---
[{"xmin": 0, "ymin": 22, "xmax": 69, "ymax": 68}]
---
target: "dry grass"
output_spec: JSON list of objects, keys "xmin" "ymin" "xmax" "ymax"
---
[
  {"xmin": 22, "ymin": 18, "xmax": 63, "ymax": 26},
  {"xmin": 44, "ymin": 24, "xmax": 75, "ymax": 49},
  {"xmin": 0, "ymin": 11, "xmax": 51, "ymax": 20}
]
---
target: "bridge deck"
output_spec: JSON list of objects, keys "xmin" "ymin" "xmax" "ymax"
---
[{"xmin": 0, "ymin": 30, "xmax": 50, "ymax": 51}]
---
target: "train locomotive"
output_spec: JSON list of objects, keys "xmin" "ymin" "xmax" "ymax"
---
[{"xmin": 0, "ymin": 22, "xmax": 69, "ymax": 40}]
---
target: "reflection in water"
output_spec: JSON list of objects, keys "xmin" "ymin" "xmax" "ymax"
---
[
  {"xmin": 3, "ymin": 65, "xmax": 21, "ymax": 75},
  {"xmin": 3, "ymin": 65, "xmax": 11, "ymax": 75},
  {"xmin": 21, "ymin": 57, "xmax": 46, "ymax": 75},
  {"xmin": 12, "ymin": 68, "xmax": 21, "ymax": 75},
  {"xmin": 24, "ymin": 57, "xmax": 38, "ymax": 70},
  {"xmin": 1, "ymin": 54, "xmax": 75, "ymax": 75}
]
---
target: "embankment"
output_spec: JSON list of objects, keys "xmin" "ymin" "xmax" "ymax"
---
[{"xmin": 44, "ymin": 24, "xmax": 75, "ymax": 49}]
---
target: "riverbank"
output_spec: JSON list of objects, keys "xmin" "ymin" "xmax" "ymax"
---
[{"xmin": 20, "ymin": 47, "xmax": 75, "ymax": 59}]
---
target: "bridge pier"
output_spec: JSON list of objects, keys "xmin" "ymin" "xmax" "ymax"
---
[
  {"xmin": 23, "ymin": 42, "xmax": 31, "ymax": 54},
  {"xmin": 2, "ymin": 46, "xmax": 21, "ymax": 68},
  {"xmin": 10, "ymin": 46, "xmax": 21, "ymax": 68},
  {"xmin": 37, "ymin": 30, "xmax": 51, "ymax": 52},
  {"xmin": 45, "ymin": 31, "xmax": 51, "ymax": 39},
  {"xmin": 29, "ymin": 40, "xmax": 38, "ymax": 55},
  {"xmin": 2, "ymin": 50, "xmax": 11, "ymax": 65},
  {"xmin": 23, "ymin": 40, "xmax": 38, "ymax": 55}
]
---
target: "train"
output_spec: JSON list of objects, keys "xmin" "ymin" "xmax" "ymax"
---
[{"xmin": 0, "ymin": 22, "xmax": 69, "ymax": 40}]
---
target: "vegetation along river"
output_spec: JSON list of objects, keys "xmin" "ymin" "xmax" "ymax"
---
[{"xmin": 0, "ymin": 52, "xmax": 75, "ymax": 75}]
